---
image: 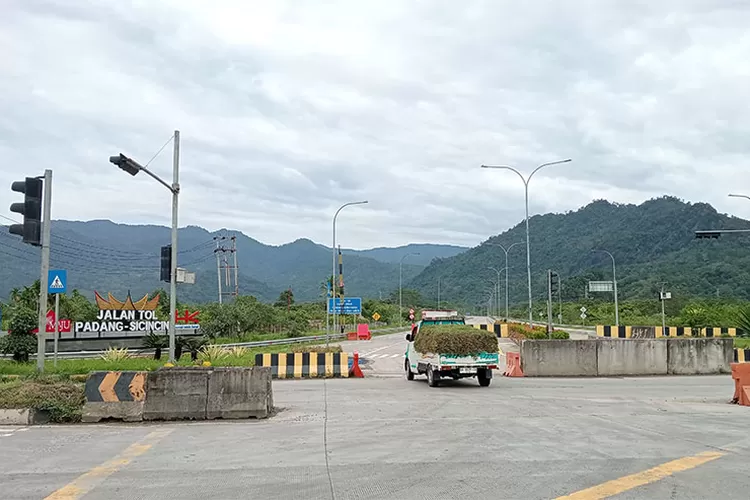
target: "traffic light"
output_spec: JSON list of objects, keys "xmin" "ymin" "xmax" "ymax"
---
[
  {"xmin": 160, "ymin": 245, "xmax": 172, "ymax": 282},
  {"xmin": 9, "ymin": 177, "xmax": 43, "ymax": 246},
  {"xmin": 549, "ymin": 271, "xmax": 560, "ymax": 295},
  {"xmin": 109, "ymin": 154, "xmax": 142, "ymax": 176}
]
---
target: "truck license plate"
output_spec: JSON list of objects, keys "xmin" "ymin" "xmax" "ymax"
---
[{"xmin": 460, "ymin": 368, "xmax": 476, "ymax": 374}]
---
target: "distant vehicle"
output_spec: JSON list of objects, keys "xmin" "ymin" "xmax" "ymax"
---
[{"xmin": 404, "ymin": 312, "xmax": 499, "ymax": 387}]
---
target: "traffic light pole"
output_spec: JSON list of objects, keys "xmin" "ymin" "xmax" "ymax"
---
[
  {"xmin": 169, "ymin": 131, "xmax": 180, "ymax": 363},
  {"xmin": 36, "ymin": 169, "xmax": 52, "ymax": 372}
]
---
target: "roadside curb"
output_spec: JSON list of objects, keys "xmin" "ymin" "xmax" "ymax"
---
[{"xmin": 0, "ymin": 408, "xmax": 50, "ymax": 425}]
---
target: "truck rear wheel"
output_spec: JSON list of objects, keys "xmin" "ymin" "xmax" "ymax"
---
[
  {"xmin": 405, "ymin": 359, "xmax": 415, "ymax": 380},
  {"xmin": 478, "ymin": 369, "xmax": 491, "ymax": 387},
  {"xmin": 427, "ymin": 365, "xmax": 439, "ymax": 387}
]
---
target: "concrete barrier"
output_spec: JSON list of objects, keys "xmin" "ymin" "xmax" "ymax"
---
[
  {"xmin": 254, "ymin": 352, "xmax": 350, "ymax": 378},
  {"xmin": 143, "ymin": 368, "xmax": 210, "ymax": 421},
  {"xmin": 596, "ymin": 326, "xmax": 737, "ymax": 338},
  {"xmin": 597, "ymin": 339, "xmax": 667, "ymax": 376},
  {"xmin": 520, "ymin": 340, "xmax": 598, "ymax": 377},
  {"xmin": 82, "ymin": 371, "xmax": 147, "ymax": 423},
  {"xmin": 142, "ymin": 367, "xmax": 274, "ymax": 421},
  {"xmin": 668, "ymin": 338, "xmax": 733, "ymax": 375},
  {"xmin": 207, "ymin": 367, "xmax": 273, "ymax": 419},
  {"xmin": 520, "ymin": 338, "xmax": 733, "ymax": 377},
  {"xmin": 735, "ymin": 348, "xmax": 750, "ymax": 363}
]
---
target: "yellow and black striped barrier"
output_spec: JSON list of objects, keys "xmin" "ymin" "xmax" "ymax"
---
[
  {"xmin": 84, "ymin": 371, "xmax": 147, "ymax": 402},
  {"xmin": 734, "ymin": 349, "xmax": 750, "ymax": 363},
  {"xmin": 474, "ymin": 322, "xmax": 510, "ymax": 337},
  {"xmin": 254, "ymin": 352, "xmax": 350, "ymax": 378},
  {"xmin": 596, "ymin": 326, "xmax": 737, "ymax": 338}
]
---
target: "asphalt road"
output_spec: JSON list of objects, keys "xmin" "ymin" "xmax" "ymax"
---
[{"xmin": 3, "ymin": 368, "xmax": 750, "ymax": 499}]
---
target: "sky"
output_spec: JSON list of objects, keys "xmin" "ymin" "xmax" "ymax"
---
[{"xmin": 2, "ymin": 0, "xmax": 750, "ymax": 249}]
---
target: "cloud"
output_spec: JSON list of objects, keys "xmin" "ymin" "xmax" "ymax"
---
[{"xmin": 2, "ymin": 0, "xmax": 750, "ymax": 248}]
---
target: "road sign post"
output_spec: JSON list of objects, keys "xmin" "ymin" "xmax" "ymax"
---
[{"xmin": 48, "ymin": 269, "xmax": 67, "ymax": 367}]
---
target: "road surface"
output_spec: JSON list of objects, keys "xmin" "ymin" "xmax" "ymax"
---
[{"xmin": 2, "ymin": 375, "xmax": 748, "ymax": 499}]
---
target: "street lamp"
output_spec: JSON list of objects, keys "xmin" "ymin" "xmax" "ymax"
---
[
  {"xmin": 592, "ymin": 249, "xmax": 619, "ymax": 327},
  {"xmin": 481, "ymin": 159, "xmax": 572, "ymax": 327},
  {"xmin": 109, "ymin": 130, "xmax": 180, "ymax": 362},
  {"xmin": 399, "ymin": 252, "xmax": 420, "ymax": 327},
  {"xmin": 485, "ymin": 241, "xmax": 523, "ymax": 320},
  {"xmin": 329, "ymin": 200, "xmax": 368, "ymax": 345},
  {"xmin": 488, "ymin": 266, "xmax": 507, "ymax": 318}
]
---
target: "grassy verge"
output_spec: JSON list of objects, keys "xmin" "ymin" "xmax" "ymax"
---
[
  {"xmin": 0, "ymin": 376, "xmax": 85, "ymax": 422},
  {"xmin": 0, "ymin": 341, "xmax": 342, "ymax": 377}
]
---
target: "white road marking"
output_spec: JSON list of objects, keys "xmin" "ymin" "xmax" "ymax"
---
[
  {"xmin": 390, "ymin": 354, "xmax": 401, "ymax": 358},
  {"xmin": 0, "ymin": 426, "xmax": 29, "ymax": 437},
  {"xmin": 362, "ymin": 341, "xmax": 404, "ymax": 357}
]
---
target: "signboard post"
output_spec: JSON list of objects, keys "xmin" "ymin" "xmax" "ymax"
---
[{"xmin": 47, "ymin": 269, "xmax": 67, "ymax": 367}]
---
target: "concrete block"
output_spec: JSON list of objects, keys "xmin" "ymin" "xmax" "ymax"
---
[
  {"xmin": 143, "ymin": 368, "xmax": 209, "ymax": 421},
  {"xmin": 521, "ymin": 340, "xmax": 598, "ymax": 377},
  {"xmin": 597, "ymin": 339, "xmax": 667, "ymax": 376},
  {"xmin": 82, "ymin": 402, "xmax": 144, "ymax": 423},
  {"xmin": 207, "ymin": 367, "xmax": 273, "ymax": 419},
  {"xmin": 668, "ymin": 338, "xmax": 733, "ymax": 375}
]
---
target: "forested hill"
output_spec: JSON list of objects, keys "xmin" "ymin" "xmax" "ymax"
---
[
  {"xmin": 408, "ymin": 196, "xmax": 750, "ymax": 307},
  {"xmin": 0, "ymin": 220, "xmax": 466, "ymax": 303}
]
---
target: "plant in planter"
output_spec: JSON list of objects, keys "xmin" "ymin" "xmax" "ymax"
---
[{"xmin": 1, "ymin": 307, "xmax": 39, "ymax": 363}]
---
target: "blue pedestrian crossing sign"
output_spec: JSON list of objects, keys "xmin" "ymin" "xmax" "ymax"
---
[{"xmin": 48, "ymin": 270, "xmax": 67, "ymax": 294}]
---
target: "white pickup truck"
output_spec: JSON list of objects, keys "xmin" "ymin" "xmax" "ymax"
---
[{"xmin": 404, "ymin": 312, "xmax": 499, "ymax": 387}]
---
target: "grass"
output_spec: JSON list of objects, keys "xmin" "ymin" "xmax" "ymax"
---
[
  {"xmin": 415, "ymin": 324, "xmax": 498, "ymax": 356},
  {"xmin": 734, "ymin": 338, "xmax": 750, "ymax": 349},
  {"xmin": 0, "ymin": 376, "xmax": 85, "ymax": 422},
  {"xmin": 0, "ymin": 340, "xmax": 343, "ymax": 377}
]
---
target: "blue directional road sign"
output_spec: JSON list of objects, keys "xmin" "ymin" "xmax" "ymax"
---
[
  {"xmin": 327, "ymin": 297, "xmax": 362, "ymax": 315},
  {"xmin": 48, "ymin": 269, "xmax": 67, "ymax": 294}
]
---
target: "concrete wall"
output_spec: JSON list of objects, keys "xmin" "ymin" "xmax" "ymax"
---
[
  {"xmin": 521, "ymin": 340, "xmax": 598, "ymax": 377},
  {"xmin": 668, "ymin": 338, "xmax": 733, "ymax": 375},
  {"xmin": 597, "ymin": 339, "xmax": 668, "ymax": 376},
  {"xmin": 521, "ymin": 338, "xmax": 732, "ymax": 377},
  {"xmin": 207, "ymin": 367, "xmax": 273, "ymax": 419}
]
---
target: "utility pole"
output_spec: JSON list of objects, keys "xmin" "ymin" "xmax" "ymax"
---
[
  {"xmin": 37, "ymin": 170, "xmax": 52, "ymax": 371},
  {"xmin": 660, "ymin": 282, "xmax": 669, "ymax": 331},
  {"xmin": 547, "ymin": 269, "xmax": 553, "ymax": 337},
  {"xmin": 214, "ymin": 234, "xmax": 239, "ymax": 303}
]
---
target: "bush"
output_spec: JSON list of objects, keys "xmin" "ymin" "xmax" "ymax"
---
[
  {"xmin": 100, "ymin": 347, "xmax": 131, "ymax": 362},
  {"xmin": 551, "ymin": 330, "xmax": 570, "ymax": 340},
  {"xmin": 414, "ymin": 325, "xmax": 497, "ymax": 356},
  {"xmin": 0, "ymin": 378, "xmax": 85, "ymax": 422},
  {"xmin": 3, "ymin": 307, "xmax": 38, "ymax": 362},
  {"xmin": 198, "ymin": 345, "xmax": 228, "ymax": 363}
]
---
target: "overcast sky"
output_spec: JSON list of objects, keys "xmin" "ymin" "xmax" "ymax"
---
[{"xmin": 2, "ymin": 0, "xmax": 749, "ymax": 249}]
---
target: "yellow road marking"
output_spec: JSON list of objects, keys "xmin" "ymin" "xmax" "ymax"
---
[
  {"xmin": 555, "ymin": 451, "xmax": 725, "ymax": 500},
  {"xmin": 44, "ymin": 429, "xmax": 173, "ymax": 500}
]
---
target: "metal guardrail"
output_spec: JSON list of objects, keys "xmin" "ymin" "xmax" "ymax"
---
[{"xmin": 0, "ymin": 326, "xmax": 406, "ymax": 360}]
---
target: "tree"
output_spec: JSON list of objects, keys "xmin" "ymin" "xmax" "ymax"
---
[
  {"xmin": 275, "ymin": 289, "xmax": 294, "ymax": 308},
  {"xmin": 1, "ymin": 306, "xmax": 38, "ymax": 362}
]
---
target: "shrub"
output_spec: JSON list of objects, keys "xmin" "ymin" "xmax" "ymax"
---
[
  {"xmin": 198, "ymin": 344, "xmax": 228, "ymax": 362},
  {"xmin": 142, "ymin": 332, "xmax": 168, "ymax": 360},
  {"xmin": 227, "ymin": 346, "xmax": 249, "ymax": 358},
  {"xmin": 0, "ymin": 378, "xmax": 85, "ymax": 422},
  {"xmin": 414, "ymin": 325, "xmax": 497, "ymax": 356},
  {"xmin": 551, "ymin": 330, "xmax": 570, "ymax": 340},
  {"xmin": 100, "ymin": 347, "xmax": 131, "ymax": 362},
  {"xmin": 3, "ymin": 307, "xmax": 38, "ymax": 362}
]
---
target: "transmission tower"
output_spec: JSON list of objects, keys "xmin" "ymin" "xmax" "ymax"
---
[{"xmin": 214, "ymin": 235, "xmax": 239, "ymax": 303}]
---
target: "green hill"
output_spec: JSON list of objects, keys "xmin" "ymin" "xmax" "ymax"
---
[
  {"xmin": 408, "ymin": 196, "xmax": 750, "ymax": 308},
  {"xmin": 0, "ymin": 220, "xmax": 466, "ymax": 303}
]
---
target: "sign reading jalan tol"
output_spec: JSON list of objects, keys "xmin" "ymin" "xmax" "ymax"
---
[{"xmin": 75, "ymin": 292, "xmax": 168, "ymax": 333}]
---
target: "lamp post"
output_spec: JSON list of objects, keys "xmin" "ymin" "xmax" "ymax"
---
[
  {"xmin": 486, "ymin": 241, "xmax": 523, "ymax": 320},
  {"xmin": 481, "ymin": 159, "xmax": 572, "ymax": 327},
  {"xmin": 592, "ymin": 249, "xmax": 619, "ymax": 327},
  {"xmin": 329, "ymin": 201, "xmax": 368, "ymax": 346},
  {"xmin": 488, "ymin": 266, "xmax": 506, "ymax": 318},
  {"xmin": 399, "ymin": 252, "xmax": 419, "ymax": 327},
  {"xmin": 109, "ymin": 130, "xmax": 180, "ymax": 362}
]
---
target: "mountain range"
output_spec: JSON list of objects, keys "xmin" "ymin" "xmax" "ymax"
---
[
  {"xmin": 2, "ymin": 196, "xmax": 749, "ymax": 307},
  {"xmin": 0, "ymin": 219, "xmax": 466, "ymax": 303},
  {"xmin": 409, "ymin": 196, "xmax": 750, "ymax": 307}
]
